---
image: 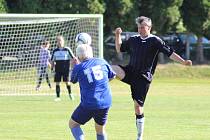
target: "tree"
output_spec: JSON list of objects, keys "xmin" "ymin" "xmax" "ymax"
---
[
  {"xmin": 132, "ymin": 0, "xmax": 185, "ymax": 34},
  {"xmin": 6, "ymin": 0, "xmax": 42, "ymax": 13},
  {"xmin": 0, "ymin": 0, "xmax": 7, "ymax": 13},
  {"xmin": 180, "ymin": 0, "xmax": 210, "ymax": 63},
  {"xmin": 103, "ymin": 0, "xmax": 136, "ymax": 35},
  {"xmin": 6, "ymin": 0, "xmax": 105, "ymax": 14}
]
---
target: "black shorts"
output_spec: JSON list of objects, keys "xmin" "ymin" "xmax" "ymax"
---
[
  {"xmin": 54, "ymin": 71, "xmax": 69, "ymax": 82},
  {"xmin": 119, "ymin": 65, "xmax": 151, "ymax": 107}
]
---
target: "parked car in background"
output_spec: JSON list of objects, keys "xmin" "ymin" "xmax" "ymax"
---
[
  {"xmin": 159, "ymin": 33, "xmax": 185, "ymax": 56},
  {"xmin": 178, "ymin": 33, "xmax": 210, "ymax": 48},
  {"xmin": 104, "ymin": 32, "xmax": 138, "ymax": 63},
  {"xmin": 160, "ymin": 32, "xmax": 210, "ymax": 57},
  {"xmin": 104, "ymin": 32, "xmax": 139, "ymax": 49},
  {"xmin": 104, "ymin": 32, "xmax": 210, "ymax": 63}
]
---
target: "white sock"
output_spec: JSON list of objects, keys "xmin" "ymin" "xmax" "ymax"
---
[{"xmin": 136, "ymin": 117, "xmax": 144, "ymax": 140}]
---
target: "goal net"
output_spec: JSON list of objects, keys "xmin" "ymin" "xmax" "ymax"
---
[{"xmin": 0, "ymin": 14, "xmax": 103, "ymax": 95}]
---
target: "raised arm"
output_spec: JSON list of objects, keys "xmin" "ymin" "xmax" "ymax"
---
[
  {"xmin": 169, "ymin": 52, "xmax": 192, "ymax": 66},
  {"xmin": 115, "ymin": 27, "xmax": 122, "ymax": 53}
]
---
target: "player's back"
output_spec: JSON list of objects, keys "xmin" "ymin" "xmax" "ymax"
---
[{"xmin": 71, "ymin": 58, "xmax": 115, "ymax": 109}]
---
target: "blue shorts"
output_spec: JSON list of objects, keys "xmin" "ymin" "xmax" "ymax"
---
[{"xmin": 71, "ymin": 104, "xmax": 109, "ymax": 125}]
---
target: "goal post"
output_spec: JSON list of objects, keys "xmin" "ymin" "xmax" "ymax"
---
[{"xmin": 0, "ymin": 14, "xmax": 103, "ymax": 95}]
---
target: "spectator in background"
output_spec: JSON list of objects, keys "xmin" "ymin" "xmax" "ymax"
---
[{"xmin": 36, "ymin": 40, "xmax": 51, "ymax": 91}]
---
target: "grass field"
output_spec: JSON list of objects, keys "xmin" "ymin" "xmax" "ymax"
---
[{"xmin": 0, "ymin": 64, "xmax": 210, "ymax": 140}]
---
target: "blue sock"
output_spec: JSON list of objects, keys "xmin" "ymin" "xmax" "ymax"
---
[
  {"xmin": 97, "ymin": 134, "xmax": 107, "ymax": 140},
  {"xmin": 71, "ymin": 126, "xmax": 84, "ymax": 140}
]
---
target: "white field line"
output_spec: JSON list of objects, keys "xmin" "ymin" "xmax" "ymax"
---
[{"xmin": 0, "ymin": 93, "xmax": 54, "ymax": 96}]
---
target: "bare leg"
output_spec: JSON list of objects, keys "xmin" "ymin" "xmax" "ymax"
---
[
  {"xmin": 111, "ymin": 65, "xmax": 125, "ymax": 80},
  {"xmin": 66, "ymin": 82, "xmax": 74, "ymax": 100},
  {"xmin": 95, "ymin": 122, "xmax": 107, "ymax": 140},
  {"xmin": 69, "ymin": 119, "xmax": 84, "ymax": 140}
]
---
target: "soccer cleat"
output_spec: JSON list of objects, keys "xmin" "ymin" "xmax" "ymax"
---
[
  {"xmin": 35, "ymin": 86, "xmax": 40, "ymax": 91},
  {"xmin": 54, "ymin": 98, "xmax": 61, "ymax": 102},
  {"xmin": 69, "ymin": 94, "xmax": 75, "ymax": 100}
]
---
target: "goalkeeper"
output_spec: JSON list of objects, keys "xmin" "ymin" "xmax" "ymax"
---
[
  {"xmin": 36, "ymin": 40, "xmax": 52, "ymax": 90},
  {"xmin": 51, "ymin": 35, "xmax": 74, "ymax": 101},
  {"xmin": 69, "ymin": 44, "xmax": 116, "ymax": 140}
]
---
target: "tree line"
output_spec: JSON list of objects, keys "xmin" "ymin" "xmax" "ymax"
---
[{"xmin": 0, "ymin": 0, "xmax": 209, "ymax": 63}]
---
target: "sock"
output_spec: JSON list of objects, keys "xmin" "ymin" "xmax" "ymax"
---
[
  {"xmin": 136, "ymin": 114, "xmax": 144, "ymax": 140},
  {"xmin": 37, "ymin": 75, "xmax": 42, "ymax": 87},
  {"xmin": 66, "ymin": 85, "xmax": 71, "ymax": 94},
  {"xmin": 97, "ymin": 133, "xmax": 107, "ymax": 140},
  {"xmin": 46, "ymin": 74, "xmax": 51, "ymax": 88},
  {"xmin": 71, "ymin": 126, "xmax": 84, "ymax": 140},
  {"xmin": 56, "ymin": 85, "xmax": 60, "ymax": 98}
]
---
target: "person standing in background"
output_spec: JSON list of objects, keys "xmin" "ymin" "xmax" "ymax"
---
[
  {"xmin": 36, "ymin": 40, "xmax": 51, "ymax": 91},
  {"xmin": 51, "ymin": 35, "xmax": 74, "ymax": 101}
]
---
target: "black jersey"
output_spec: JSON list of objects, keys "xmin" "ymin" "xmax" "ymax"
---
[
  {"xmin": 120, "ymin": 34, "xmax": 173, "ymax": 74},
  {"xmin": 51, "ymin": 47, "xmax": 73, "ymax": 72}
]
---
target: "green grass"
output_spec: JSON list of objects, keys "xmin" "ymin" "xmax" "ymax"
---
[{"xmin": 1, "ymin": 64, "xmax": 210, "ymax": 140}]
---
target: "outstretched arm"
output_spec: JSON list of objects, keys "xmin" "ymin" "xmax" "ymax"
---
[
  {"xmin": 169, "ymin": 52, "xmax": 192, "ymax": 66},
  {"xmin": 115, "ymin": 27, "xmax": 122, "ymax": 53}
]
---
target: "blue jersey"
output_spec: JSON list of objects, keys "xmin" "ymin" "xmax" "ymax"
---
[{"xmin": 71, "ymin": 58, "xmax": 116, "ymax": 109}]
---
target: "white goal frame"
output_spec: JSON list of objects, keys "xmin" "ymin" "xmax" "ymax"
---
[{"xmin": 0, "ymin": 14, "xmax": 103, "ymax": 95}]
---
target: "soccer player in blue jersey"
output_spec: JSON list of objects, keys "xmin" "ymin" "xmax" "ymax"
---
[
  {"xmin": 69, "ymin": 44, "xmax": 116, "ymax": 140},
  {"xmin": 51, "ymin": 35, "xmax": 74, "ymax": 101},
  {"xmin": 112, "ymin": 16, "xmax": 192, "ymax": 140},
  {"xmin": 36, "ymin": 40, "xmax": 51, "ymax": 90}
]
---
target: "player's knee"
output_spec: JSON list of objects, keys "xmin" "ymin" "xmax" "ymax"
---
[
  {"xmin": 95, "ymin": 123, "xmax": 105, "ymax": 134},
  {"xmin": 69, "ymin": 118, "xmax": 79, "ymax": 129},
  {"xmin": 111, "ymin": 65, "xmax": 125, "ymax": 80},
  {"xmin": 134, "ymin": 102, "xmax": 144, "ymax": 115},
  {"xmin": 56, "ymin": 82, "xmax": 60, "ymax": 85}
]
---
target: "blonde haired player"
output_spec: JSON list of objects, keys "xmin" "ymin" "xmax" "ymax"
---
[
  {"xmin": 51, "ymin": 35, "xmax": 74, "ymax": 101},
  {"xmin": 69, "ymin": 44, "xmax": 116, "ymax": 140}
]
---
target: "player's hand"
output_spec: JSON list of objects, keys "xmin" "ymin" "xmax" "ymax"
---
[
  {"xmin": 51, "ymin": 67, "xmax": 54, "ymax": 72},
  {"xmin": 115, "ymin": 27, "xmax": 122, "ymax": 35},
  {"xmin": 48, "ymin": 63, "xmax": 51, "ymax": 68},
  {"xmin": 184, "ymin": 60, "xmax": 192, "ymax": 66},
  {"xmin": 72, "ymin": 57, "xmax": 80, "ymax": 65}
]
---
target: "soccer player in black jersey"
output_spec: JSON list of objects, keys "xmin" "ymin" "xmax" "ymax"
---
[
  {"xmin": 112, "ymin": 16, "xmax": 192, "ymax": 140},
  {"xmin": 51, "ymin": 35, "xmax": 74, "ymax": 101}
]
